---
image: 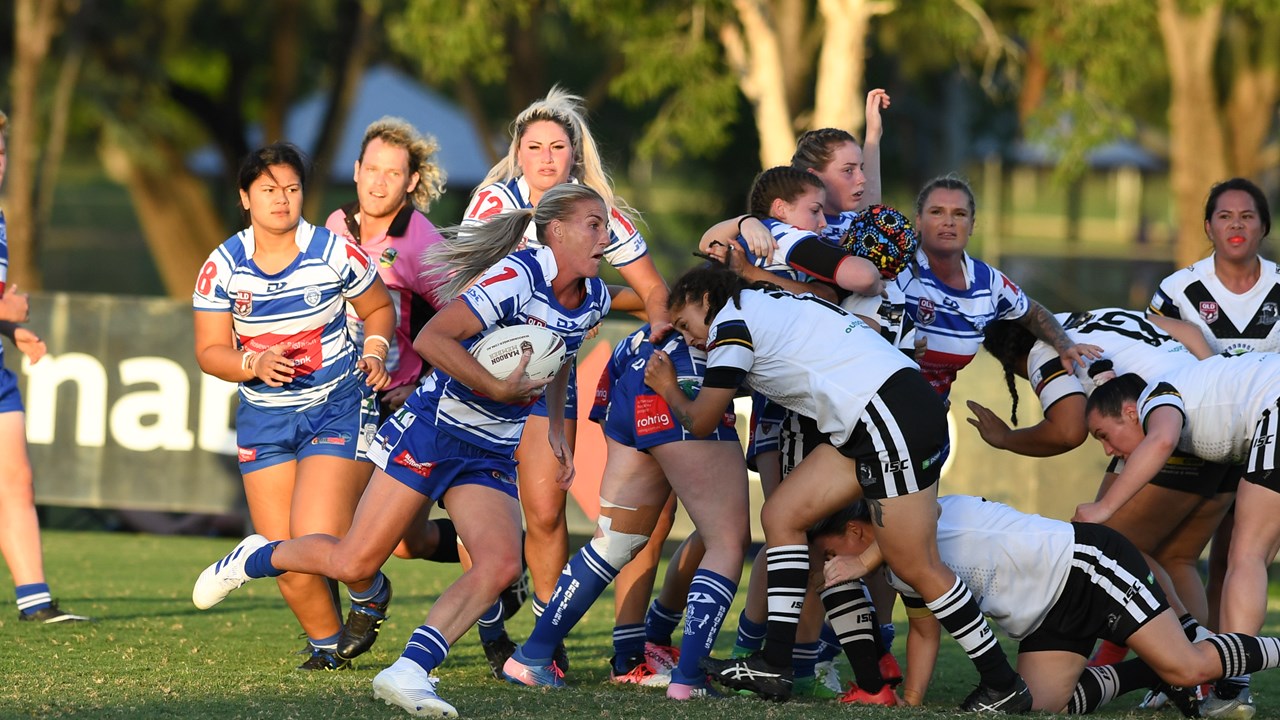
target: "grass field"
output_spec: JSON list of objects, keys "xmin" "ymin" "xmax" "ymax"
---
[{"xmin": 4, "ymin": 530, "xmax": 1280, "ymax": 719}]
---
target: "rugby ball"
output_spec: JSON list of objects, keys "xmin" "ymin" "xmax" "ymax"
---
[{"xmin": 470, "ymin": 324, "xmax": 567, "ymax": 382}]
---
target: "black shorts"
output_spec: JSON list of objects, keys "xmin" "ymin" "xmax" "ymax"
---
[
  {"xmin": 1018, "ymin": 523, "xmax": 1168, "ymax": 657},
  {"xmin": 1107, "ymin": 451, "xmax": 1238, "ymax": 499},
  {"xmin": 788, "ymin": 368, "xmax": 948, "ymax": 500}
]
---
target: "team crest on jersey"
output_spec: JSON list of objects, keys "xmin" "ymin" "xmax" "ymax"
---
[
  {"xmin": 379, "ymin": 248, "xmax": 399, "ymax": 268},
  {"xmin": 1261, "ymin": 302, "xmax": 1279, "ymax": 326},
  {"xmin": 1199, "ymin": 301, "xmax": 1219, "ymax": 324},
  {"xmin": 918, "ymin": 298, "xmax": 937, "ymax": 326},
  {"xmin": 234, "ymin": 290, "xmax": 253, "ymax": 316},
  {"xmin": 857, "ymin": 462, "xmax": 876, "ymax": 487},
  {"xmin": 304, "ymin": 286, "xmax": 322, "ymax": 306}
]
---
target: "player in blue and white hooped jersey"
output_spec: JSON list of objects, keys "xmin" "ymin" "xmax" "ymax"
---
[
  {"xmin": 896, "ymin": 176, "xmax": 1098, "ymax": 402},
  {"xmin": 457, "ymin": 87, "xmax": 670, "ymax": 675},
  {"xmin": 644, "ymin": 265, "xmax": 1031, "ymax": 711},
  {"xmin": 0, "ymin": 110, "xmax": 91, "ymax": 625},
  {"xmin": 504, "ymin": 324, "xmax": 748, "ymax": 699},
  {"xmin": 1146, "ymin": 177, "xmax": 1278, "ymax": 715},
  {"xmin": 971, "ymin": 309, "xmax": 1228, "ymax": 652},
  {"xmin": 1081, "ymin": 355, "xmax": 1280, "ymax": 719},
  {"xmin": 193, "ymin": 183, "xmax": 612, "ymax": 718},
  {"xmin": 192, "ymin": 143, "xmax": 394, "ymax": 669},
  {"xmin": 813, "ymin": 494, "xmax": 1280, "ymax": 715}
]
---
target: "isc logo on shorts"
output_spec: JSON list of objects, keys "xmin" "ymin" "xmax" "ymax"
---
[
  {"xmin": 634, "ymin": 395, "xmax": 675, "ymax": 436},
  {"xmin": 237, "ymin": 447, "xmax": 257, "ymax": 463},
  {"xmin": 394, "ymin": 450, "xmax": 435, "ymax": 478}
]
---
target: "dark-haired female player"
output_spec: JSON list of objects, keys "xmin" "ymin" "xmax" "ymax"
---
[{"xmin": 643, "ymin": 265, "xmax": 1031, "ymax": 712}]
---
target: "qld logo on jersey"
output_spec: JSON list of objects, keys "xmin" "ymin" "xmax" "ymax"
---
[
  {"xmin": 1199, "ymin": 301, "xmax": 1220, "ymax": 324},
  {"xmin": 918, "ymin": 297, "xmax": 937, "ymax": 326},
  {"xmin": 234, "ymin": 291, "xmax": 253, "ymax": 317}
]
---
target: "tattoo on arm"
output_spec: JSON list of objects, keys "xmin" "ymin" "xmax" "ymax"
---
[
  {"xmin": 674, "ymin": 408, "xmax": 697, "ymax": 431},
  {"xmin": 1021, "ymin": 301, "xmax": 1071, "ymax": 350},
  {"xmin": 866, "ymin": 498, "xmax": 886, "ymax": 528}
]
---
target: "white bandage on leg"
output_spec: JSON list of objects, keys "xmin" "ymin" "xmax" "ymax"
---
[{"xmin": 588, "ymin": 512, "xmax": 651, "ymax": 570}]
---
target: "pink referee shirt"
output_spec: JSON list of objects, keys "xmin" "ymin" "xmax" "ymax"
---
[{"xmin": 326, "ymin": 203, "xmax": 446, "ymax": 391}]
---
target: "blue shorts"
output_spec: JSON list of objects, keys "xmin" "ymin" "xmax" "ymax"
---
[
  {"xmin": 747, "ymin": 393, "xmax": 785, "ymax": 469},
  {"xmin": 531, "ymin": 363, "xmax": 578, "ymax": 420},
  {"xmin": 236, "ymin": 382, "xmax": 377, "ymax": 473},
  {"xmin": 602, "ymin": 363, "xmax": 738, "ymax": 451},
  {"xmin": 588, "ymin": 360, "xmax": 612, "ymax": 424},
  {"xmin": 367, "ymin": 406, "xmax": 519, "ymax": 501},
  {"xmin": 0, "ymin": 368, "xmax": 23, "ymax": 414}
]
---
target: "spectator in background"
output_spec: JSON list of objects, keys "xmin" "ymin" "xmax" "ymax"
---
[{"xmin": 0, "ymin": 110, "xmax": 92, "ymax": 624}]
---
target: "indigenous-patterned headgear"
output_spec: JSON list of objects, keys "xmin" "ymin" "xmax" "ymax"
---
[{"xmin": 840, "ymin": 204, "xmax": 918, "ymax": 279}]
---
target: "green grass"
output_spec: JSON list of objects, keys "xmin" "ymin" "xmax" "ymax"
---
[{"xmin": 4, "ymin": 530, "xmax": 1279, "ymax": 718}]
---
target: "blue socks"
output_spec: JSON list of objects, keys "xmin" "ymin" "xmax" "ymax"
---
[
  {"xmin": 646, "ymin": 599, "xmax": 682, "ymax": 646},
  {"xmin": 673, "ymin": 569, "xmax": 737, "ymax": 685},
  {"xmin": 613, "ymin": 623, "xmax": 647, "ymax": 661},
  {"xmin": 309, "ymin": 630, "xmax": 341, "ymax": 652},
  {"xmin": 734, "ymin": 611, "xmax": 767, "ymax": 652},
  {"xmin": 349, "ymin": 571, "xmax": 389, "ymax": 605},
  {"xmin": 244, "ymin": 541, "xmax": 284, "ymax": 578},
  {"xmin": 16, "ymin": 583, "xmax": 52, "ymax": 615},
  {"xmin": 403, "ymin": 625, "xmax": 450, "ymax": 674},
  {"xmin": 793, "ymin": 640, "xmax": 820, "ymax": 680},
  {"xmin": 523, "ymin": 544, "xmax": 621, "ymax": 660},
  {"xmin": 476, "ymin": 599, "xmax": 507, "ymax": 643}
]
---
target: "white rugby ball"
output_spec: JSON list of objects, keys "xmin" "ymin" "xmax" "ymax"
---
[{"xmin": 470, "ymin": 324, "xmax": 567, "ymax": 382}]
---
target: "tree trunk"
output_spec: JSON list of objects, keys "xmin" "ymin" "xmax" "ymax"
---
[
  {"xmin": 722, "ymin": 0, "xmax": 794, "ymax": 166},
  {"xmin": 7, "ymin": 0, "xmax": 61, "ymax": 291},
  {"xmin": 772, "ymin": 0, "xmax": 817, "ymax": 118},
  {"xmin": 37, "ymin": 33, "xmax": 83, "ymax": 231},
  {"xmin": 303, "ymin": 0, "xmax": 377, "ymax": 220},
  {"xmin": 1223, "ymin": 12, "xmax": 1280, "ymax": 180},
  {"xmin": 813, "ymin": 0, "xmax": 893, "ymax": 135},
  {"xmin": 263, "ymin": 0, "xmax": 302, "ymax": 145},
  {"xmin": 1157, "ymin": 0, "xmax": 1229, "ymax": 268},
  {"xmin": 100, "ymin": 135, "xmax": 227, "ymax": 299}
]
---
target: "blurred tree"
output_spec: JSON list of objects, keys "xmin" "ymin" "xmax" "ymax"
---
[
  {"xmin": 70, "ymin": 0, "xmax": 380, "ymax": 298},
  {"xmin": 393, "ymin": 1, "xmax": 1014, "ymax": 171},
  {"xmin": 6, "ymin": 0, "xmax": 72, "ymax": 290},
  {"xmin": 1024, "ymin": 0, "xmax": 1280, "ymax": 267}
]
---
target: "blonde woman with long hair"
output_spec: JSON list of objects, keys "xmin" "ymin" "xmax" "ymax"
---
[{"xmin": 455, "ymin": 87, "xmax": 670, "ymax": 677}]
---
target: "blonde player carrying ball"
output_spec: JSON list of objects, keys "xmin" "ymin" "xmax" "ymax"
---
[{"xmin": 193, "ymin": 184, "xmax": 612, "ymax": 718}]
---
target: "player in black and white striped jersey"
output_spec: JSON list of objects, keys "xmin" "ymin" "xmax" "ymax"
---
[
  {"xmin": 643, "ymin": 265, "xmax": 1031, "ymax": 712},
  {"xmin": 972, "ymin": 308, "xmax": 1227, "ymax": 660},
  {"xmin": 1147, "ymin": 177, "xmax": 1280, "ymax": 716},
  {"xmin": 813, "ymin": 494, "xmax": 1280, "ymax": 715},
  {"xmin": 1082, "ymin": 353, "xmax": 1280, "ymax": 719}
]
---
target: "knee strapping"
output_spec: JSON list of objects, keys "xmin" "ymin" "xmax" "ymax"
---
[{"xmin": 588, "ymin": 514, "xmax": 650, "ymax": 570}]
